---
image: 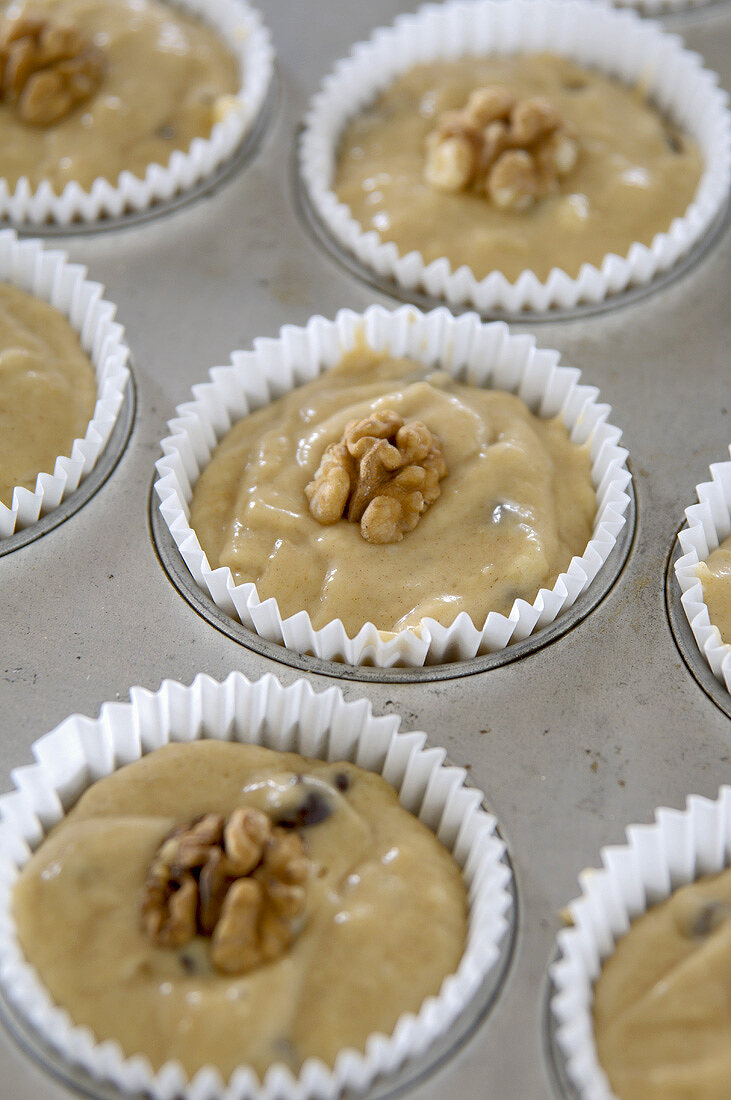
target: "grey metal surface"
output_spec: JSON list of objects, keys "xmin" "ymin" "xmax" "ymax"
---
[{"xmin": 0, "ymin": 2, "xmax": 730, "ymax": 1098}]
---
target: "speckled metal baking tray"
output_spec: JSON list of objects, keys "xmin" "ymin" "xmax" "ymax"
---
[{"xmin": 1, "ymin": 2, "xmax": 730, "ymax": 1098}]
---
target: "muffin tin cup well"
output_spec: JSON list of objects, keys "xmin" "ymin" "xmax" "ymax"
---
[
  {"xmin": 674, "ymin": 445, "xmax": 731, "ymax": 696},
  {"xmin": 0, "ymin": 230, "xmax": 130, "ymax": 539},
  {"xmin": 550, "ymin": 786, "xmax": 731, "ymax": 1100},
  {"xmin": 149, "ymin": 473, "xmax": 636, "ymax": 684},
  {"xmin": 612, "ymin": 0, "xmax": 727, "ymax": 19},
  {"xmin": 154, "ymin": 303, "xmax": 632, "ymax": 669},
  {"xmin": 0, "ymin": 0, "xmax": 274, "ymax": 228},
  {"xmin": 0, "ymin": 671, "xmax": 513, "ymax": 1100},
  {"xmin": 299, "ymin": 0, "xmax": 731, "ymax": 315}
]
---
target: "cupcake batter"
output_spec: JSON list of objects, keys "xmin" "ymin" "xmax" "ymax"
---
[
  {"xmin": 335, "ymin": 54, "xmax": 703, "ymax": 282},
  {"xmin": 0, "ymin": 0, "xmax": 239, "ymax": 191},
  {"xmin": 0, "ymin": 282, "xmax": 96, "ymax": 507},
  {"xmin": 594, "ymin": 867, "xmax": 731, "ymax": 1100},
  {"xmin": 190, "ymin": 347, "xmax": 597, "ymax": 635},
  {"xmin": 698, "ymin": 534, "xmax": 731, "ymax": 645},
  {"xmin": 13, "ymin": 741, "xmax": 467, "ymax": 1078}
]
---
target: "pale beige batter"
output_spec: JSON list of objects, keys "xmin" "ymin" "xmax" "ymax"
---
[
  {"xmin": 698, "ymin": 534, "xmax": 731, "ymax": 645},
  {"xmin": 594, "ymin": 867, "xmax": 731, "ymax": 1100},
  {"xmin": 0, "ymin": 282, "xmax": 96, "ymax": 507},
  {"xmin": 335, "ymin": 54, "xmax": 703, "ymax": 282},
  {"xmin": 13, "ymin": 741, "xmax": 467, "ymax": 1078},
  {"xmin": 190, "ymin": 348, "xmax": 596, "ymax": 636},
  {"xmin": 0, "ymin": 0, "xmax": 239, "ymax": 191}
]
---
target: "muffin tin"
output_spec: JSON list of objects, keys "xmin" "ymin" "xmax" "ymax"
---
[{"xmin": 0, "ymin": 1, "xmax": 730, "ymax": 1098}]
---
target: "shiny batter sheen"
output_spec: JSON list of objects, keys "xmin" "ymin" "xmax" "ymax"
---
[
  {"xmin": 698, "ymin": 534, "xmax": 731, "ymax": 645},
  {"xmin": 13, "ymin": 741, "xmax": 467, "ymax": 1078},
  {"xmin": 335, "ymin": 54, "xmax": 703, "ymax": 282},
  {"xmin": 190, "ymin": 348, "xmax": 597, "ymax": 635},
  {"xmin": 0, "ymin": 0, "xmax": 239, "ymax": 191},
  {"xmin": 594, "ymin": 868, "xmax": 731, "ymax": 1100},
  {"xmin": 0, "ymin": 282, "xmax": 96, "ymax": 507}
]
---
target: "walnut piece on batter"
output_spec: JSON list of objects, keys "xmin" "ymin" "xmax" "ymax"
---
[
  {"xmin": 424, "ymin": 85, "xmax": 579, "ymax": 211},
  {"xmin": 305, "ymin": 410, "xmax": 448, "ymax": 544},
  {"xmin": 0, "ymin": 16, "xmax": 105, "ymax": 126},
  {"xmin": 141, "ymin": 808, "xmax": 310, "ymax": 974}
]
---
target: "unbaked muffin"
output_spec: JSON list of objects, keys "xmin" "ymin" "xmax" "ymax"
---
[{"xmin": 0, "ymin": 281, "xmax": 96, "ymax": 508}]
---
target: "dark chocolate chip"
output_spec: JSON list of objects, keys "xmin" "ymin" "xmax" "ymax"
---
[
  {"xmin": 276, "ymin": 789, "xmax": 332, "ymax": 829},
  {"xmin": 690, "ymin": 899, "xmax": 731, "ymax": 938},
  {"xmin": 333, "ymin": 771, "xmax": 350, "ymax": 792},
  {"xmin": 272, "ymin": 1036, "xmax": 302, "ymax": 1070},
  {"xmin": 179, "ymin": 952, "xmax": 197, "ymax": 974}
]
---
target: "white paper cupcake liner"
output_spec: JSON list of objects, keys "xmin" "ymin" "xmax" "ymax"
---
[
  {"xmin": 674, "ymin": 446, "xmax": 731, "ymax": 695},
  {"xmin": 0, "ymin": 229, "xmax": 130, "ymax": 538},
  {"xmin": 551, "ymin": 786, "xmax": 731, "ymax": 1100},
  {"xmin": 0, "ymin": 671, "xmax": 512, "ymax": 1100},
  {"xmin": 299, "ymin": 0, "xmax": 731, "ymax": 315},
  {"xmin": 0, "ymin": 0, "xmax": 273, "ymax": 227},
  {"xmin": 154, "ymin": 304, "xmax": 632, "ymax": 668}
]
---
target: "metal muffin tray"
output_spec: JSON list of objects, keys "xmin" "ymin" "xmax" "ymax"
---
[{"xmin": 1, "ymin": 1, "xmax": 730, "ymax": 1098}]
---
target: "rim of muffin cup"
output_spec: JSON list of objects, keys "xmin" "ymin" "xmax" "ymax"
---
[
  {"xmin": 615, "ymin": 0, "xmax": 722, "ymax": 13},
  {"xmin": 550, "ymin": 785, "xmax": 731, "ymax": 1100},
  {"xmin": 154, "ymin": 304, "xmax": 633, "ymax": 669},
  {"xmin": 674, "ymin": 446, "xmax": 731, "ymax": 696},
  {"xmin": 614, "ymin": 0, "xmax": 714, "ymax": 12},
  {"xmin": 0, "ymin": 229, "xmax": 130, "ymax": 538},
  {"xmin": 299, "ymin": 0, "xmax": 731, "ymax": 315},
  {"xmin": 0, "ymin": 0, "xmax": 274, "ymax": 227},
  {"xmin": 0, "ymin": 670, "xmax": 512, "ymax": 1100}
]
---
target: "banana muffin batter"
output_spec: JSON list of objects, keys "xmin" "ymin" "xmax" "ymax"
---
[
  {"xmin": 0, "ymin": 0, "xmax": 239, "ymax": 191},
  {"xmin": 335, "ymin": 54, "xmax": 703, "ymax": 282},
  {"xmin": 0, "ymin": 282, "xmax": 96, "ymax": 507},
  {"xmin": 594, "ymin": 867, "xmax": 731, "ymax": 1100},
  {"xmin": 698, "ymin": 534, "xmax": 731, "ymax": 645},
  {"xmin": 190, "ymin": 347, "xmax": 596, "ymax": 635},
  {"xmin": 13, "ymin": 740, "xmax": 467, "ymax": 1078}
]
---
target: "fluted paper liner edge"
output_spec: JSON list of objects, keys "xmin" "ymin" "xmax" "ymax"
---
[
  {"xmin": 154, "ymin": 304, "xmax": 632, "ymax": 667},
  {"xmin": 551, "ymin": 786, "xmax": 731, "ymax": 1100},
  {"xmin": 299, "ymin": 0, "xmax": 731, "ymax": 314},
  {"xmin": 0, "ymin": 229, "xmax": 130, "ymax": 538},
  {"xmin": 0, "ymin": 671, "xmax": 511, "ymax": 1100},
  {"xmin": 0, "ymin": 0, "xmax": 273, "ymax": 226},
  {"xmin": 674, "ymin": 446, "xmax": 731, "ymax": 695}
]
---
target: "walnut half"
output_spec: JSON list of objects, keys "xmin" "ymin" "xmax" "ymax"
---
[
  {"xmin": 424, "ymin": 85, "xmax": 579, "ymax": 211},
  {"xmin": 0, "ymin": 16, "xmax": 105, "ymax": 126},
  {"xmin": 305, "ymin": 410, "xmax": 447, "ymax": 544},
  {"xmin": 141, "ymin": 808, "xmax": 310, "ymax": 974}
]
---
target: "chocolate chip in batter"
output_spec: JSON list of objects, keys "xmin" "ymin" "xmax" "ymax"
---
[
  {"xmin": 665, "ymin": 130, "xmax": 684, "ymax": 154},
  {"xmin": 179, "ymin": 952, "xmax": 198, "ymax": 974},
  {"xmin": 276, "ymin": 789, "xmax": 332, "ymax": 829},
  {"xmin": 689, "ymin": 899, "xmax": 731, "ymax": 938},
  {"xmin": 272, "ymin": 1036, "xmax": 302, "ymax": 1071},
  {"xmin": 156, "ymin": 123, "xmax": 176, "ymax": 140}
]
